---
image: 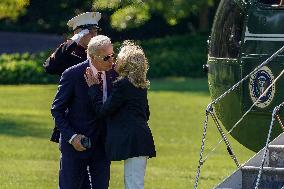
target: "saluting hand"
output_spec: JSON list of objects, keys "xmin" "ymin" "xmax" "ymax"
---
[
  {"xmin": 70, "ymin": 29, "xmax": 89, "ymax": 44},
  {"xmin": 84, "ymin": 67, "xmax": 99, "ymax": 87}
]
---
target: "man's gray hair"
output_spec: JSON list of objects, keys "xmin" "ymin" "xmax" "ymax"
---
[{"xmin": 87, "ymin": 35, "xmax": 112, "ymax": 57}]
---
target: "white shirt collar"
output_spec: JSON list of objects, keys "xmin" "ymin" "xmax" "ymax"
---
[{"xmin": 88, "ymin": 58, "xmax": 108, "ymax": 103}]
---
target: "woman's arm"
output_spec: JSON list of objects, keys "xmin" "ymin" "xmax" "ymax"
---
[
  {"xmin": 146, "ymin": 98, "xmax": 150, "ymax": 121},
  {"xmin": 88, "ymin": 80, "xmax": 127, "ymax": 118}
]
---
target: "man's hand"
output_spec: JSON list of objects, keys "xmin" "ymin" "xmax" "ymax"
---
[
  {"xmin": 71, "ymin": 134, "xmax": 87, "ymax": 151},
  {"xmin": 70, "ymin": 29, "xmax": 89, "ymax": 44}
]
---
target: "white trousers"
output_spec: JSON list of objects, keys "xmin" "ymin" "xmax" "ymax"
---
[{"xmin": 124, "ymin": 156, "xmax": 147, "ymax": 189}]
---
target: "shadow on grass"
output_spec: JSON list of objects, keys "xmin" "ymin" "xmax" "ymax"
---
[
  {"xmin": 0, "ymin": 116, "xmax": 51, "ymax": 139},
  {"xmin": 149, "ymin": 78, "xmax": 209, "ymax": 93}
]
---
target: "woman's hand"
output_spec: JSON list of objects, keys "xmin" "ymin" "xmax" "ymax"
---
[{"xmin": 84, "ymin": 67, "xmax": 99, "ymax": 87}]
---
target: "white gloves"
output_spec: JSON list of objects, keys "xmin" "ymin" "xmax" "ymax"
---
[{"xmin": 70, "ymin": 29, "xmax": 89, "ymax": 43}]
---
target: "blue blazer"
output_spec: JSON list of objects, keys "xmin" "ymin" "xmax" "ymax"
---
[
  {"xmin": 51, "ymin": 60, "xmax": 116, "ymax": 156},
  {"xmin": 88, "ymin": 78, "xmax": 156, "ymax": 161}
]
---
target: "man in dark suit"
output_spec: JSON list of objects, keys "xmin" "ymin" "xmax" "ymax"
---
[
  {"xmin": 44, "ymin": 12, "xmax": 102, "ymax": 143},
  {"xmin": 51, "ymin": 35, "xmax": 116, "ymax": 189},
  {"xmin": 44, "ymin": 12, "xmax": 103, "ymax": 189}
]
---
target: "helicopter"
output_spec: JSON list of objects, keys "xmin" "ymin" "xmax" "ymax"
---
[{"xmin": 207, "ymin": 0, "xmax": 284, "ymax": 152}]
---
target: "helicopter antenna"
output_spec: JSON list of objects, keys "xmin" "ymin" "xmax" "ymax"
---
[
  {"xmin": 193, "ymin": 44, "xmax": 284, "ymax": 189},
  {"xmin": 254, "ymin": 101, "xmax": 284, "ymax": 189}
]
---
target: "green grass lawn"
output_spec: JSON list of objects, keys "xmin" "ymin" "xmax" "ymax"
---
[{"xmin": 0, "ymin": 78, "xmax": 254, "ymax": 189}]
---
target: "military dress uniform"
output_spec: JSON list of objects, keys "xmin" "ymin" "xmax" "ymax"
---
[
  {"xmin": 44, "ymin": 40, "xmax": 87, "ymax": 76},
  {"xmin": 44, "ymin": 12, "xmax": 102, "ymax": 77}
]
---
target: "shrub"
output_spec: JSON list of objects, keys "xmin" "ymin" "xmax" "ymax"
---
[
  {"xmin": 141, "ymin": 34, "xmax": 208, "ymax": 78},
  {"xmin": 0, "ymin": 52, "xmax": 58, "ymax": 84},
  {"xmin": 0, "ymin": 34, "xmax": 208, "ymax": 84}
]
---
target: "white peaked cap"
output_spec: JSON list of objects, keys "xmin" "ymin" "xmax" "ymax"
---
[{"xmin": 67, "ymin": 12, "xmax": 101, "ymax": 30}]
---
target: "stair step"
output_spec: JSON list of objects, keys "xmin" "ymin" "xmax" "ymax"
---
[
  {"xmin": 242, "ymin": 166, "xmax": 284, "ymax": 189},
  {"xmin": 268, "ymin": 145, "xmax": 284, "ymax": 167}
]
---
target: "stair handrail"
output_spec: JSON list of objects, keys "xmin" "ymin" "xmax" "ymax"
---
[
  {"xmin": 276, "ymin": 114, "xmax": 284, "ymax": 131},
  {"xmin": 194, "ymin": 44, "xmax": 284, "ymax": 189},
  {"xmin": 254, "ymin": 100, "xmax": 284, "ymax": 189}
]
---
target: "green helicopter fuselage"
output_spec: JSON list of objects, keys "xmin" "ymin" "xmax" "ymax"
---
[{"xmin": 208, "ymin": 0, "xmax": 284, "ymax": 151}]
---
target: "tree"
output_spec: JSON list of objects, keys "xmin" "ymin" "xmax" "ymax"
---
[
  {"xmin": 0, "ymin": 0, "xmax": 94, "ymax": 34},
  {"xmin": 93, "ymin": 0, "xmax": 217, "ymax": 31},
  {"xmin": 0, "ymin": 0, "xmax": 29, "ymax": 20}
]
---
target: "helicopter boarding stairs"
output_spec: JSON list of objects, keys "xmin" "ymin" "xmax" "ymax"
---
[
  {"xmin": 216, "ymin": 132, "xmax": 284, "ymax": 189},
  {"xmin": 193, "ymin": 45, "xmax": 284, "ymax": 189}
]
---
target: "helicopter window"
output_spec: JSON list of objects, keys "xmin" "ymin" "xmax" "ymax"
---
[
  {"xmin": 259, "ymin": 0, "xmax": 280, "ymax": 5},
  {"xmin": 209, "ymin": 0, "xmax": 244, "ymax": 58}
]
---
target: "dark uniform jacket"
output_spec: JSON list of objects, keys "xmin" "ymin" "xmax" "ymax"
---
[
  {"xmin": 51, "ymin": 60, "xmax": 117, "ymax": 157},
  {"xmin": 43, "ymin": 40, "xmax": 87, "ymax": 76},
  {"xmin": 88, "ymin": 77, "xmax": 156, "ymax": 161}
]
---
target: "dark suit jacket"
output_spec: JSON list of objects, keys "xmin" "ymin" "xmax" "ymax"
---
[
  {"xmin": 88, "ymin": 77, "xmax": 156, "ymax": 161},
  {"xmin": 44, "ymin": 40, "xmax": 88, "ymax": 143},
  {"xmin": 51, "ymin": 60, "xmax": 116, "ymax": 157}
]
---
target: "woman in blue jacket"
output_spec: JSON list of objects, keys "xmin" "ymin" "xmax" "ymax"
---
[{"xmin": 84, "ymin": 41, "xmax": 156, "ymax": 189}]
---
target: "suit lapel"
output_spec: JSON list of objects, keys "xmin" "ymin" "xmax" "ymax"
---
[
  {"xmin": 105, "ymin": 71, "xmax": 112, "ymax": 97},
  {"xmin": 77, "ymin": 61, "xmax": 91, "ymax": 93}
]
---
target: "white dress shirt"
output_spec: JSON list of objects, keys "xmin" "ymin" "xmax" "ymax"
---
[{"xmin": 89, "ymin": 60, "xmax": 108, "ymax": 103}]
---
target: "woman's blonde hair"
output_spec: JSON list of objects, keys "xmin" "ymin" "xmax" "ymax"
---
[{"xmin": 116, "ymin": 40, "xmax": 150, "ymax": 89}]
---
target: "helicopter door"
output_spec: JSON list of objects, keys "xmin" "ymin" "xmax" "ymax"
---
[{"xmin": 241, "ymin": 3, "xmax": 284, "ymax": 114}]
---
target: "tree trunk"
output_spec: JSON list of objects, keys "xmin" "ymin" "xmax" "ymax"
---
[{"xmin": 199, "ymin": 4, "xmax": 209, "ymax": 32}]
